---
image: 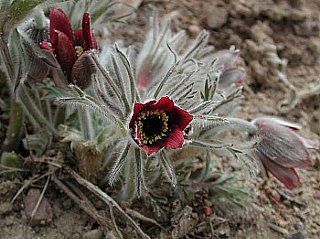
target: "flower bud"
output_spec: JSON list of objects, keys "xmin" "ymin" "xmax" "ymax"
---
[
  {"xmin": 253, "ymin": 118, "xmax": 316, "ymax": 189},
  {"xmin": 219, "ymin": 67, "xmax": 245, "ymax": 88}
]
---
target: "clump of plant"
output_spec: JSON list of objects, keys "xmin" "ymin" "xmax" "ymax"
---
[{"xmin": 0, "ymin": 1, "xmax": 318, "ymax": 238}]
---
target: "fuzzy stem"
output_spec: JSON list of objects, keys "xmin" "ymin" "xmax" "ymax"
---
[
  {"xmin": 53, "ymin": 106, "xmax": 66, "ymax": 127},
  {"xmin": 0, "ymin": 34, "xmax": 24, "ymax": 152},
  {"xmin": 78, "ymin": 108, "xmax": 94, "ymax": 140},
  {"xmin": 2, "ymin": 99, "xmax": 24, "ymax": 152},
  {"xmin": 225, "ymin": 118, "xmax": 258, "ymax": 134},
  {"xmin": 0, "ymin": 35, "xmax": 14, "ymax": 86},
  {"xmin": 19, "ymin": 85, "xmax": 56, "ymax": 135},
  {"xmin": 160, "ymin": 150, "xmax": 177, "ymax": 187},
  {"xmin": 135, "ymin": 148, "xmax": 143, "ymax": 198},
  {"xmin": 200, "ymin": 117, "xmax": 258, "ymax": 137}
]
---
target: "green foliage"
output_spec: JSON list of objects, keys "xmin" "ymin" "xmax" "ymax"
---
[
  {"xmin": 0, "ymin": 0, "xmax": 46, "ymax": 33},
  {"xmin": 177, "ymin": 152, "xmax": 251, "ymax": 209},
  {"xmin": 0, "ymin": 151, "xmax": 25, "ymax": 178},
  {"xmin": 1, "ymin": 151, "xmax": 21, "ymax": 168}
]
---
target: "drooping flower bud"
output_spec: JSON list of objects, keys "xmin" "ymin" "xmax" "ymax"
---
[
  {"xmin": 219, "ymin": 67, "xmax": 245, "ymax": 88},
  {"xmin": 253, "ymin": 117, "xmax": 317, "ymax": 190}
]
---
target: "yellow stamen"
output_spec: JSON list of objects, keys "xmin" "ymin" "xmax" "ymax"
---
[
  {"xmin": 136, "ymin": 109, "xmax": 170, "ymax": 145},
  {"xmin": 75, "ymin": 46, "xmax": 84, "ymax": 57}
]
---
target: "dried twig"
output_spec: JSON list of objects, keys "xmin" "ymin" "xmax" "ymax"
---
[
  {"xmin": 64, "ymin": 166, "xmax": 151, "ymax": 239},
  {"xmin": 266, "ymin": 46, "xmax": 320, "ymax": 113},
  {"xmin": 11, "ymin": 172, "xmax": 51, "ymax": 204},
  {"xmin": 277, "ymin": 80, "xmax": 320, "ymax": 113},
  {"xmin": 31, "ymin": 175, "xmax": 50, "ymax": 219},
  {"xmin": 268, "ymin": 223, "xmax": 289, "ymax": 235},
  {"xmin": 52, "ymin": 175, "xmax": 113, "ymax": 230},
  {"xmin": 109, "ymin": 205, "xmax": 124, "ymax": 239},
  {"xmin": 0, "ymin": 164, "xmax": 28, "ymax": 174},
  {"xmin": 125, "ymin": 208, "xmax": 165, "ymax": 231},
  {"xmin": 24, "ymin": 156, "xmax": 63, "ymax": 168}
]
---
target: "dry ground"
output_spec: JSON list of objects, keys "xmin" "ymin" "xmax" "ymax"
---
[{"xmin": 1, "ymin": 0, "xmax": 320, "ymax": 238}]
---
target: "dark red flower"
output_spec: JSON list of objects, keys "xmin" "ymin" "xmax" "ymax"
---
[
  {"xmin": 129, "ymin": 96, "xmax": 193, "ymax": 155},
  {"xmin": 40, "ymin": 8, "xmax": 98, "ymax": 89},
  {"xmin": 253, "ymin": 118, "xmax": 317, "ymax": 190}
]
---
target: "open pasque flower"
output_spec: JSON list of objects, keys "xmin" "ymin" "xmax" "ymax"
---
[
  {"xmin": 41, "ymin": 8, "xmax": 98, "ymax": 89},
  {"xmin": 130, "ymin": 96, "xmax": 193, "ymax": 155},
  {"xmin": 56, "ymin": 14, "xmax": 266, "ymax": 198},
  {"xmin": 253, "ymin": 117, "xmax": 318, "ymax": 190}
]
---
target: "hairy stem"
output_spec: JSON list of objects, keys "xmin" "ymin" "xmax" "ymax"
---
[
  {"xmin": 19, "ymin": 85, "xmax": 56, "ymax": 135},
  {"xmin": 78, "ymin": 108, "xmax": 94, "ymax": 140},
  {"xmin": 52, "ymin": 175, "xmax": 113, "ymax": 230},
  {"xmin": 2, "ymin": 99, "xmax": 24, "ymax": 152},
  {"xmin": 0, "ymin": 34, "xmax": 24, "ymax": 152},
  {"xmin": 53, "ymin": 106, "xmax": 66, "ymax": 127}
]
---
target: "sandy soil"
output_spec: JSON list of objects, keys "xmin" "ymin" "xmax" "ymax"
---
[{"xmin": 1, "ymin": 0, "xmax": 319, "ymax": 238}]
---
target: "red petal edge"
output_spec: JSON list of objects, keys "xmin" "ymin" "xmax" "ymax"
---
[
  {"xmin": 140, "ymin": 129, "xmax": 184, "ymax": 156},
  {"xmin": 165, "ymin": 129, "xmax": 184, "ymax": 149},
  {"xmin": 74, "ymin": 29, "xmax": 83, "ymax": 47},
  {"xmin": 258, "ymin": 151, "xmax": 302, "ymax": 190},
  {"xmin": 152, "ymin": 96, "xmax": 174, "ymax": 111},
  {"xmin": 172, "ymin": 105, "xmax": 193, "ymax": 130},
  {"xmin": 40, "ymin": 41, "xmax": 53, "ymax": 51},
  {"xmin": 129, "ymin": 100, "xmax": 156, "ymax": 128},
  {"xmin": 50, "ymin": 8, "xmax": 74, "ymax": 48},
  {"xmin": 143, "ymin": 144, "xmax": 163, "ymax": 156},
  {"xmin": 54, "ymin": 30, "xmax": 77, "ymax": 80},
  {"xmin": 82, "ymin": 12, "xmax": 93, "ymax": 50}
]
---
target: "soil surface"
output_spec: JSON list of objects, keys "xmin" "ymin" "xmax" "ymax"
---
[{"xmin": 1, "ymin": 0, "xmax": 320, "ymax": 238}]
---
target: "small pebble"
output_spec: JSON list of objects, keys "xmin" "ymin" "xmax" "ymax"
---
[
  {"xmin": 294, "ymin": 221, "xmax": 304, "ymax": 230},
  {"xmin": 205, "ymin": 6, "xmax": 228, "ymax": 29},
  {"xmin": 23, "ymin": 188, "xmax": 53, "ymax": 226}
]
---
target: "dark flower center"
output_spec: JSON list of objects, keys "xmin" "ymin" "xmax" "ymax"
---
[
  {"xmin": 75, "ymin": 46, "xmax": 84, "ymax": 57},
  {"xmin": 137, "ymin": 109, "xmax": 169, "ymax": 145}
]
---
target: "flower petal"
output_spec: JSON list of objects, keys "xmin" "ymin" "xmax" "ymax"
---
[
  {"xmin": 152, "ymin": 96, "xmax": 175, "ymax": 111},
  {"xmin": 219, "ymin": 67, "xmax": 245, "ymax": 88},
  {"xmin": 74, "ymin": 28, "xmax": 98, "ymax": 51},
  {"xmin": 54, "ymin": 30, "xmax": 77, "ymax": 80},
  {"xmin": 137, "ymin": 70, "xmax": 152, "ymax": 92},
  {"xmin": 40, "ymin": 41, "xmax": 53, "ymax": 52},
  {"xmin": 253, "ymin": 117, "xmax": 302, "ymax": 131},
  {"xmin": 257, "ymin": 151, "xmax": 302, "ymax": 190},
  {"xmin": 74, "ymin": 28, "xmax": 83, "ymax": 46},
  {"xmin": 129, "ymin": 100, "xmax": 156, "ymax": 128},
  {"xmin": 130, "ymin": 97, "xmax": 192, "ymax": 156},
  {"xmin": 140, "ymin": 129, "xmax": 184, "ymax": 156},
  {"xmin": 256, "ymin": 119, "xmax": 311, "ymax": 168},
  {"xmin": 90, "ymin": 30, "xmax": 98, "ymax": 50},
  {"xmin": 142, "ymin": 144, "xmax": 163, "ymax": 156},
  {"xmin": 82, "ymin": 12, "xmax": 96, "ymax": 50},
  {"xmin": 50, "ymin": 8, "xmax": 74, "ymax": 48},
  {"xmin": 211, "ymin": 49, "xmax": 240, "ymax": 69},
  {"xmin": 171, "ymin": 106, "xmax": 193, "ymax": 130},
  {"xmin": 165, "ymin": 129, "xmax": 185, "ymax": 149}
]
